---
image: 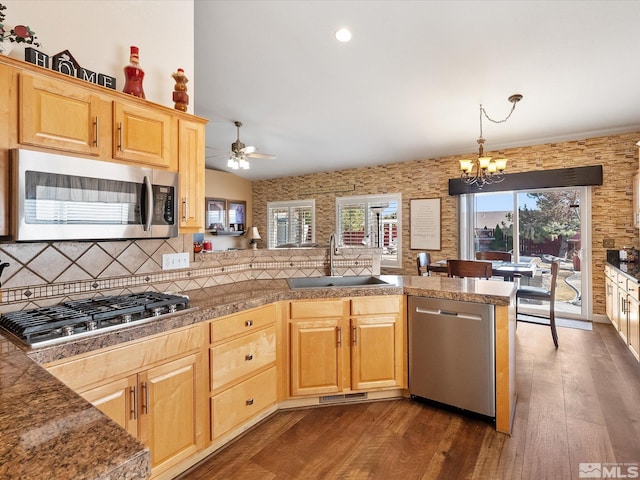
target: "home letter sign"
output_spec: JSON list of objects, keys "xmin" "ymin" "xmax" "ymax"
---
[{"xmin": 24, "ymin": 47, "xmax": 116, "ymax": 90}]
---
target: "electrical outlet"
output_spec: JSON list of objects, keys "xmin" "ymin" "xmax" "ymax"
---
[
  {"xmin": 162, "ymin": 252, "xmax": 190, "ymax": 271},
  {"xmin": 603, "ymin": 238, "xmax": 615, "ymax": 248}
]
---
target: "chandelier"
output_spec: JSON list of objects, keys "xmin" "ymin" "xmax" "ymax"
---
[{"xmin": 459, "ymin": 94, "xmax": 523, "ymax": 187}]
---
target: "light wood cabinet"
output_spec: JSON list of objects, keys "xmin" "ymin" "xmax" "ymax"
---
[
  {"xmin": 1, "ymin": 55, "xmax": 208, "ymax": 235},
  {"xmin": 80, "ymin": 374, "xmax": 138, "ymax": 437},
  {"xmin": 19, "ymin": 72, "xmax": 111, "ymax": 157},
  {"xmin": 627, "ymin": 281, "xmax": 639, "ymax": 361},
  {"xmin": 46, "ymin": 325, "xmax": 206, "ymax": 478},
  {"xmin": 287, "ymin": 296, "xmax": 405, "ymax": 398},
  {"xmin": 113, "ymin": 100, "xmax": 172, "ymax": 168},
  {"xmin": 605, "ymin": 264, "xmax": 640, "ymax": 362},
  {"xmin": 208, "ymin": 304, "xmax": 278, "ymax": 440},
  {"xmin": 178, "ymin": 119, "xmax": 205, "ymax": 231}
]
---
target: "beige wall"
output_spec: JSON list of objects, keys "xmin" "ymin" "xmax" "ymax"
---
[
  {"xmin": 2, "ymin": 0, "xmax": 195, "ymax": 113},
  {"xmin": 253, "ymin": 132, "xmax": 640, "ymax": 316}
]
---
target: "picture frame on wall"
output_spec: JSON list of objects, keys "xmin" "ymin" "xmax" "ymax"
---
[{"xmin": 410, "ymin": 198, "xmax": 441, "ymax": 250}]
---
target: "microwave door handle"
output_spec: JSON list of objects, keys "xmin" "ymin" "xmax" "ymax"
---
[{"xmin": 143, "ymin": 175, "xmax": 153, "ymax": 231}]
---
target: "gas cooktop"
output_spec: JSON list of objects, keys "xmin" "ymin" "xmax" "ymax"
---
[{"xmin": 0, "ymin": 292, "xmax": 195, "ymax": 347}]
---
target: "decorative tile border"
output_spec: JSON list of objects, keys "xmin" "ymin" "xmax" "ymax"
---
[{"xmin": 0, "ymin": 249, "xmax": 376, "ymax": 312}]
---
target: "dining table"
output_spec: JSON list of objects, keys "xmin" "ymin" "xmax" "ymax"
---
[{"xmin": 428, "ymin": 259, "xmax": 538, "ymax": 282}]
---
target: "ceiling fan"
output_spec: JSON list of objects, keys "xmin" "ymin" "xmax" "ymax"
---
[{"xmin": 224, "ymin": 121, "xmax": 276, "ymax": 170}]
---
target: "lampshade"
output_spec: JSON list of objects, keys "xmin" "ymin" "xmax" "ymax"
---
[{"xmin": 247, "ymin": 227, "xmax": 261, "ymax": 240}]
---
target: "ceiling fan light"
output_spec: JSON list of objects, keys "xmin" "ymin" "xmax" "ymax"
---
[
  {"xmin": 227, "ymin": 157, "xmax": 236, "ymax": 168},
  {"xmin": 239, "ymin": 158, "xmax": 250, "ymax": 169}
]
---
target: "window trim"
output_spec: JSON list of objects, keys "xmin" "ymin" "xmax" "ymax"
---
[
  {"xmin": 267, "ymin": 199, "xmax": 315, "ymax": 249},
  {"xmin": 335, "ymin": 193, "xmax": 402, "ymax": 269}
]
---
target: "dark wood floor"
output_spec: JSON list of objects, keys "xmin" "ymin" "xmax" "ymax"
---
[{"xmin": 178, "ymin": 322, "xmax": 640, "ymax": 479}]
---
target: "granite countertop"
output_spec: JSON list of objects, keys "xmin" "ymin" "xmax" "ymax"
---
[
  {"xmin": 607, "ymin": 259, "xmax": 640, "ymax": 283},
  {"xmin": 0, "ymin": 275, "xmax": 515, "ymax": 479},
  {"xmin": 0, "ymin": 340, "xmax": 150, "ymax": 480}
]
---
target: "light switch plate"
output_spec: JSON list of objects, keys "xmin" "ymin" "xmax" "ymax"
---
[
  {"xmin": 162, "ymin": 252, "xmax": 190, "ymax": 270},
  {"xmin": 603, "ymin": 238, "xmax": 615, "ymax": 248}
]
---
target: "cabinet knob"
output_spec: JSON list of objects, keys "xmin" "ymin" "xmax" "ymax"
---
[
  {"xmin": 246, "ymin": 398, "xmax": 254, "ymax": 406},
  {"xmin": 245, "ymin": 320, "xmax": 253, "ymax": 327},
  {"xmin": 245, "ymin": 353, "xmax": 253, "ymax": 361}
]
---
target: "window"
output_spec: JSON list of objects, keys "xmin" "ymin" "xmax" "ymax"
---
[
  {"xmin": 336, "ymin": 194, "xmax": 401, "ymax": 268},
  {"xmin": 267, "ymin": 200, "xmax": 315, "ymax": 248}
]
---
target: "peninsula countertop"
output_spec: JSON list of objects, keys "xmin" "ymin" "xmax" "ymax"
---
[{"xmin": 0, "ymin": 275, "xmax": 516, "ymax": 479}]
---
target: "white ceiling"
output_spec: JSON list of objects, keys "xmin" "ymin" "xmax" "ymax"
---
[{"xmin": 194, "ymin": 0, "xmax": 640, "ymax": 181}]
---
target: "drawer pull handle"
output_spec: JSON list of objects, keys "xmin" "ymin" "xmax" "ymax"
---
[
  {"xmin": 246, "ymin": 398, "xmax": 254, "ymax": 406},
  {"xmin": 245, "ymin": 320, "xmax": 253, "ymax": 327},
  {"xmin": 245, "ymin": 353, "xmax": 253, "ymax": 361}
]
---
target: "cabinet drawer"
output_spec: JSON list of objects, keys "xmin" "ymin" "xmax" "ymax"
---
[
  {"xmin": 211, "ymin": 367, "xmax": 277, "ymax": 439},
  {"xmin": 351, "ymin": 296, "xmax": 401, "ymax": 315},
  {"xmin": 210, "ymin": 326, "xmax": 276, "ymax": 392},
  {"xmin": 210, "ymin": 304, "xmax": 276, "ymax": 343},
  {"xmin": 289, "ymin": 299, "xmax": 344, "ymax": 319}
]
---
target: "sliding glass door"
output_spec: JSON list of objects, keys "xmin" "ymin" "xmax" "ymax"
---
[{"xmin": 460, "ymin": 186, "xmax": 591, "ymax": 321}]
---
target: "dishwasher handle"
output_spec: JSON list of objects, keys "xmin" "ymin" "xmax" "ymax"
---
[{"xmin": 414, "ymin": 307, "xmax": 483, "ymax": 321}]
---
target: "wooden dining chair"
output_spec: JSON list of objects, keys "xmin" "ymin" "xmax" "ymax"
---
[
  {"xmin": 516, "ymin": 259, "xmax": 560, "ymax": 348},
  {"xmin": 416, "ymin": 252, "xmax": 431, "ymax": 276},
  {"xmin": 476, "ymin": 251, "xmax": 512, "ymax": 262},
  {"xmin": 447, "ymin": 259, "xmax": 493, "ymax": 279}
]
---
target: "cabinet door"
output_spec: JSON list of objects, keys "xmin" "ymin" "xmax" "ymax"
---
[
  {"xmin": 113, "ymin": 101, "xmax": 171, "ymax": 168},
  {"xmin": 628, "ymin": 287, "xmax": 640, "ymax": 361},
  {"xmin": 20, "ymin": 73, "xmax": 109, "ymax": 157},
  {"xmin": 289, "ymin": 318, "xmax": 344, "ymax": 396},
  {"xmin": 178, "ymin": 118, "xmax": 205, "ymax": 231},
  {"xmin": 80, "ymin": 375, "xmax": 138, "ymax": 437},
  {"xmin": 617, "ymin": 276, "xmax": 629, "ymax": 343},
  {"xmin": 139, "ymin": 353, "xmax": 203, "ymax": 475},
  {"xmin": 634, "ymin": 172, "xmax": 640, "ymax": 228},
  {"xmin": 605, "ymin": 272, "xmax": 614, "ymax": 322},
  {"xmin": 0, "ymin": 64, "xmax": 11, "ymax": 236},
  {"xmin": 351, "ymin": 316, "xmax": 402, "ymax": 390}
]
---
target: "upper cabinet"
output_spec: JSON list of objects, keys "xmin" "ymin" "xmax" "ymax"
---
[
  {"xmin": 178, "ymin": 119, "xmax": 205, "ymax": 232},
  {"xmin": 113, "ymin": 100, "xmax": 172, "ymax": 168},
  {"xmin": 19, "ymin": 72, "xmax": 111, "ymax": 158},
  {"xmin": 1, "ymin": 55, "xmax": 207, "ymax": 235}
]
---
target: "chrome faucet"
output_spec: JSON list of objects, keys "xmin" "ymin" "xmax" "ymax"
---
[{"xmin": 329, "ymin": 232, "xmax": 339, "ymax": 276}]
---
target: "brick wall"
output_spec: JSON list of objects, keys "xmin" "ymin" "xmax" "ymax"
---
[{"xmin": 253, "ymin": 132, "xmax": 640, "ymax": 316}]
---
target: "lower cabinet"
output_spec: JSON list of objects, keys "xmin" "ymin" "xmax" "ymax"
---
[
  {"xmin": 605, "ymin": 265, "xmax": 640, "ymax": 362},
  {"xmin": 288, "ymin": 295, "xmax": 406, "ymax": 397},
  {"xmin": 208, "ymin": 304, "xmax": 278, "ymax": 440},
  {"xmin": 46, "ymin": 325, "xmax": 206, "ymax": 478}
]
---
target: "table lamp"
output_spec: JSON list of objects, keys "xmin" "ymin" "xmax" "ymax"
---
[{"xmin": 247, "ymin": 227, "xmax": 261, "ymax": 249}]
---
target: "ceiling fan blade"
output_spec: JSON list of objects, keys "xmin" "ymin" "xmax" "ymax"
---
[
  {"xmin": 240, "ymin": 145, "xmax": 257, "ymax": 154},
  {"xmin": 247, "ymin": 152, "xmax": 277, "ymax": 160}
]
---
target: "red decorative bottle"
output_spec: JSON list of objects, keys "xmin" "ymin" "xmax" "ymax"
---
[{"xmin": 123, "ymin": 46, "xmax": 145, "ymax": 99}]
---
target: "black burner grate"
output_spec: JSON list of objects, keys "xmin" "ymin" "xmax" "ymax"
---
[
  {"xmin": 0, "ymin": 306, "xmax": 92, "ymax": 337},
  {"xmin": 0, "ymin": 292, "xmax": 190, "ymax": 345}
]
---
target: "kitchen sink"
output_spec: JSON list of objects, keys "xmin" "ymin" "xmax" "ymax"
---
[{"xmin": 287, "ymin": 276, "xmax": 393, "ymax": 289}]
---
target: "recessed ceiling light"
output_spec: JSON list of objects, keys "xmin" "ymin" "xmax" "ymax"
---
[{"xmin": 335, "ymin": 27, "xmax": 352, "ymax": 43}]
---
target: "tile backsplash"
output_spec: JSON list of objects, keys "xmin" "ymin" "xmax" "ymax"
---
[{"xmin": 0, "ymin": 235, "xmax": 380, "ymax": 312}]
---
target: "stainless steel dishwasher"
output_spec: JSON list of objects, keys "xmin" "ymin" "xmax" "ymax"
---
[{"xmin": 408, "ymin": 296, "xmax": 495, "ymax": 418}]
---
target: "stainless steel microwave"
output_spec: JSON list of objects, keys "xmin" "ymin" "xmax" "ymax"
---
[{"xmin": 11, "ymin": 149, "xmax": 179, "ymax": 241}]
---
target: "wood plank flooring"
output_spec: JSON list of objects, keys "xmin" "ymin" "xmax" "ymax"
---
[{"xmin": 177, "ymin": 322, "xmax": 640, "ymax": 479}]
